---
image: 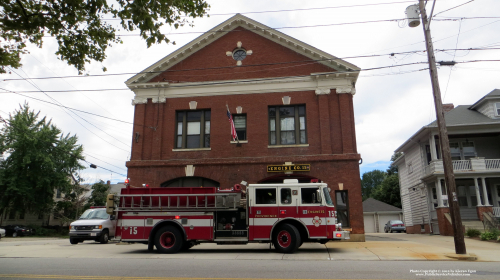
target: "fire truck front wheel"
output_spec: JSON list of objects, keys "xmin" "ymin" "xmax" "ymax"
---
[
  {"xmin": 155, "ymin": 226, "xmax": 183, "ymax": 254},
  {"xmin": 273, "ymin": 224, "xmax": 301, "ymax": 253}
]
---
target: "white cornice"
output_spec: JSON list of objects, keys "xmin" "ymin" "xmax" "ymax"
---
[
  {"xmin": 125, "ymin": 14, "xmax": 360, "ymax": 85},
  {"xmin": 129, "ymin": 75, "xmax": 355, "ymax": 103}
]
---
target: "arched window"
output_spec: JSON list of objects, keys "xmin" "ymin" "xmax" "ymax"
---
[{"xmin": 161, "ymin": 177, "xmax": 220, "ymax": 188}]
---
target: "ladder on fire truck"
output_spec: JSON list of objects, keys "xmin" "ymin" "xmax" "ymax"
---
[{"xmin": 114, "ymin": 192, "xmax": 244, "ymax": 212}]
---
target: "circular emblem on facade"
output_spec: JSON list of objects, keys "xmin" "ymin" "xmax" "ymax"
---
[{"xmin": 312, "ymin": 216, "xmax": 322, "ymax": 227}]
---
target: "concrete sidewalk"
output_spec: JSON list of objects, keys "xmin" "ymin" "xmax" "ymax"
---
[
  {"xmin": 326, "ymin": 233, "xmax": 500, "ymax": 262},
  {"xmin": 0, "ymin": 233, "xmax": 498, "ymax": 261}
]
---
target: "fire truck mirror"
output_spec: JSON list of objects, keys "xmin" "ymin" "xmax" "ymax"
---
[
  {"xmin": 106, "ymin": 194, "xmax": 115, "ymax": 215},
  {"xmin": 316, "ymin": 189, "xmax": 322, "ymax": 203}
]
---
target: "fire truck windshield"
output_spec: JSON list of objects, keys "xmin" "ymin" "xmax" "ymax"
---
[
  {"xmin": 323, "ymin": 188, "xmax": 334, "ymax": 206},
  {"xmin": 79, "ymin": 209, "xmax": 109, "ymax": 220}
]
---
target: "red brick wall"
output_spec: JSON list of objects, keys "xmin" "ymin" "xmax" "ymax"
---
[
  {"xmin": 406, "ymin": 224, "xmax": 431, "ymax": 234},
  {"xmin": 148, "ymin": 27, "xmax": 336, "ymax": 84},
  {"xmin": 476, "ymin": 206, "xmax": 493, "ymax": 221},
  {"xmin": 126, "ymin": 26, "xmax": 364, "ymax": 235}
]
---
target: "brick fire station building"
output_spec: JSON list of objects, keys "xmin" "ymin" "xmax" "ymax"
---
[{"xmin": 125, "ymin": 14, "xmax": 365, "ymax": 241}]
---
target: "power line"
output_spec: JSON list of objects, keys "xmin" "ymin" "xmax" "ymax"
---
[
  {"xmin": 82, "ymin": 159, "xmax": 127, "ymax": 177},
  {"xmin": 4, "ymin": 69, "xmax": 132, "ymax": 150},
  {"xmin": 1, "ymin": 90, "xmax": 154, "ymax": 130},
  {"xmin": 3, "ymin": 47, "xmax": 499, "ymax": 82},
  {"xmin": 84, "ymin": 153, "xmax": 128, "ymax": 172},
  {"xmin": 98, "ymin": 1, "xmax": 416, "ymax": 20},
  {"xmin": 433, "ymin": 0, "xmax": 475, "ymax": 17}
]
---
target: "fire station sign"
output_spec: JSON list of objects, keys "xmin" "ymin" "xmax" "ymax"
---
[{"xmin": 267, "ymin": 164, "xmax": 310, "ymax": 172}]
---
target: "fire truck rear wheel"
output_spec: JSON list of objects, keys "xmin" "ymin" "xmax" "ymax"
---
[
  {"xmin": 273, "ymin": 224, "xmax": 301, "ymax": 253},
  {"xmin": 155, "ymin": 226, "xmax": 183, "ymax": 254}
]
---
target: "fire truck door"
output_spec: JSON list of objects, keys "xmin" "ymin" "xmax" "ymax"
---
[
  {"xmin": 249, "ymin": 187, "xmax": 279, "ymax": 240},
  {"xmin": 278, "ymin": 187, "xmax": 298, "ymax": 219},
  {"xmin": 298, "ymin": 187, "xmax": 327, "ymax": 238}
]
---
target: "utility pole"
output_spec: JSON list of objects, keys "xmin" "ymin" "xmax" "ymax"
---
[{"xmin": 418, "ymin": 0, "xmax": 466, "ymax": 254}]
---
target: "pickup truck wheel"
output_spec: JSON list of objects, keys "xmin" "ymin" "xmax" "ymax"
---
[
  {"xmin": 70, "ymin": 238, "xmax": 79, "ymax": 244},
  {"xmin": 155, "ymin": 226, "xmax": 183, "ymax": 254},
  {"xmin": 273, "ymin": 224, "xmax": 301, "ymax": 254},
  {"xmin": 99, "ymin": 230, "xmax": 109, "ymax": 244}
]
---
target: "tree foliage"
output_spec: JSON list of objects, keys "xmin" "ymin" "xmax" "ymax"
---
[
  {"xmin": 361, "ymin": 152, "xmax": 404, "ymax": 208},
  {"xmin": 0, "ymin": 103, "xmax": 84, "ymax": 221},
  {"xmin": 0, "ymin": 0, "xmax": 210, "ymax": 73},
  {"xmin": 53, "ymin": 179, "xmax": 89, "ymax": 225},
  {"xmin": 361, "ymin": 170, "xmax": 386, "ymax": 200},
  {"xmin": 87, "ymin": 180, "xmax": 109, "ymax": 207}
]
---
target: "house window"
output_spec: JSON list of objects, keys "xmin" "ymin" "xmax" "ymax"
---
[
  {"xmin": 8, "ymin": 210, "xmax": 15, "ymax": 220},
  {"xmin": 269, "ymin": 105, "xmax": 306, "ymax": 145},
  {"xmin": 495, "ymin": 102, "xmax": 500, "ymax": 116},
  {"xmin": 462, "ymin": 141, "xmax": 476, "ymax": 159},
  {"xmin": 234, "ymin": 114, "xmax": 247, "ymax": 140},
  {"xmin": 407, "ymin": 163, "xmax": 413, "ymax": 174},
  {"xmin": 449, "ymin": 142, "xmax": 461, "ymax": 160},
  {"xmin": 56, "ymin": 188, "xmax": 61, "ymax": 198},
  {"xmin": 38, "ymin": 213, "xmax": 44, "ymax": 220},
  {"xmin": 176, "ymin": 110, "xmax": 210, "ymax": 149},
  {"xmin": 19, "ymin": 211, "xmax": 25, "ymax": 220}
]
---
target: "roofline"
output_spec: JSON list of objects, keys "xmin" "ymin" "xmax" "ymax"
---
[
  {"xmin": 126, "ymin": 13, "xmax": 360, "ymax": 85},
  {"xmin": 469, "ymin": 89, "xmax": 500, "ymax": 109},
  {"xmin": 363, "ymin": 211, "xmax": 403, "ymax": 214}
]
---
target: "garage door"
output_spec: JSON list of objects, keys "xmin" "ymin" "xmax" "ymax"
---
[
  {"xmin": 378, "ymin": 214, "xmax": 401, "ymax": 232},
  {"xmin": 363, "ymin": 214, "xmax": 375, "ymax": 233}
]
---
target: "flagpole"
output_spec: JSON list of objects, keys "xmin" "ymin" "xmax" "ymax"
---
[{"xmin": 226, "ymin": 104, "xmax": 240, "ymax": 143}]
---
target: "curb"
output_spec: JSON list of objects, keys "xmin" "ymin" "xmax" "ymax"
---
[{"xmin": 445, "ymin": 253, "xmax": 477, "ymax": 261}]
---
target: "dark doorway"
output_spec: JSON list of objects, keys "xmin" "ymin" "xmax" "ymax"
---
[
  {"xmin": 161, "ymin": 177, "xmax": 220, "ymax": 188},
  {"xmin": 335, "ymin": 190, "xmax": 350, "ymax": 228}
]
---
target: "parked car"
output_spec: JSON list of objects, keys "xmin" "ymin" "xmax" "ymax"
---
[
  {"xmin": 384, "ymin": 220, "xmax": 406, "ymax": 233},
  {"xmin": 69, "ymin": 207, "xmax": 117, "ymax": 244},
  {"xmin": 0, "ymin": 228, "xmax": 5, "ymax": 239},
  {"xmin": 2, "ymin": 225, "xmax": 34, "ymax": 237}
]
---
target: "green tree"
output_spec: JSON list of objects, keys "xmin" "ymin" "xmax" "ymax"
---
[
  {"xmin": 87, "ymin": 180, "xmax": 110, "ymax": 207},
  {"xmin": 0, "ymin": 0, "xmax": 210, "ymax": 73},
  {"xmin": 0, "ymin": 103, "xmax": 84, "ymax": 225},
  {"xmin": 361, "ymin": 170, "xmax": 386, "ymax": 200},
  {"xmin": 372, "ymin": 152, "xmax": 403, "ymax": 208},
  {"xmin": 53, "ymin": 177, "xmax": 89, "ymax": 226}
]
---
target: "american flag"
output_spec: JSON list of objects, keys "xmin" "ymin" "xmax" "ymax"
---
[{"xmin": 226, "ymin": 106, "xmax": 238, "ymax": 141}]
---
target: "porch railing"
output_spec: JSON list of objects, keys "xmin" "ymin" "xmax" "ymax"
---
[
  {"xmin": 452, "ymin": 160, "xmax": 471, "ymax": 171},
  {"xmin": 485, "ymin": 159, "xmax": 500, "ymax": 170},
  {"xmin": 493, "ymin": 207, "xmax": 500, "ymax": 218}
]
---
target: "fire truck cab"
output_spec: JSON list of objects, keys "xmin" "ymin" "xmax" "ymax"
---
[{"xmin": 108, "ymin": 179, "xmax": 349, "ymax": 254}]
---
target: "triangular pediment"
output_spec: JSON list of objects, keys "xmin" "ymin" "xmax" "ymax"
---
[{"xmin": 126, "ymin": 14, "xmax": 360, "ymax": 86}]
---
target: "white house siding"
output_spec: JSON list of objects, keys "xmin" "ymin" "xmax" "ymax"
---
[
  {"xmin": 398, "ymin": 144, "xmax": 427, "ymax": 227},
  {"xmin": 476, "ymin": 102, "xmax": 495, "ymax": 119},
  {"xmin": 409, "ymin": 185, "xmax": 430, "ymax": 225}
]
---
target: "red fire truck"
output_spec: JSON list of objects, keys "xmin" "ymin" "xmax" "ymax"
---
[{"xmin": 106, "ymin": 179, "xmax": 349, "ymax": 254}]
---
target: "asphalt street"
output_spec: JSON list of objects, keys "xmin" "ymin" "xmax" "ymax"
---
[{"xmin": 0, "ymin": 233, "xmax": 499, "ymax": 279}]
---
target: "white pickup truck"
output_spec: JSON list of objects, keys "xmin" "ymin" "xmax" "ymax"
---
[{"xmin": 69, "ymin": 207, "xmax": 116, "ymax": 244}]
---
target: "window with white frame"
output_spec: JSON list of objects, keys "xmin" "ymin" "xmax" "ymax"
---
[
  {"xmin": 495, "ymin": 102, "xmax": 500, "ymax": 116},
  {"xmin": 407, "ymin": 163, "xmax": 413, "ymax": 174}
]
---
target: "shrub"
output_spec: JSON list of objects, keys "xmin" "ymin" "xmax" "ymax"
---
[
  {"xmin": 465, "ymin": 228, "xmax": 481, "ymax": 238},
  {"xmin": 480, "ymin": 231, "xmax": 498, "ymax": 241}
]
